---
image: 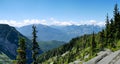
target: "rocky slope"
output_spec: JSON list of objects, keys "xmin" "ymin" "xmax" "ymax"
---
[{"xmin": 83, "ymin": 49, "xmax": 120, "ymax": 64}]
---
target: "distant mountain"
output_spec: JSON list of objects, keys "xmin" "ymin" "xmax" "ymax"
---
[
  {"xmin": 16, "ymin": 24, "xmax": 103, "ymax": 42},
  {"xmin": 0, "ymin": 24, "xmax": 42, "ymax": 63},
  {"xmin": 16, "ymin": 24, "xmax": 69, "ymax": 41},
  {"xmin": 52, "ymin": 25, "xmax": 104, "ymax": 37}
]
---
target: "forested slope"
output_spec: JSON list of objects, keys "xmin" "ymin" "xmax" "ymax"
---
[{"xmin": 37, "ymin": 4, "xmax": 120, "ymax": 64}]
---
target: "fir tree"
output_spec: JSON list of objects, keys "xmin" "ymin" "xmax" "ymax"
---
[
  {"xmin": 109, "ymin": 19, "xmax": 116, "ymax": 48},
  {"xmin": 105, "ymin": 14, "xmax": 110, "ymax": 46},
  {"xmin": 114, "ymin": 4, "xmax": 120, "ymax": 39},
  {"xmin": 99, "ymin": 29, "xmax": 105, "ymax": 50},
  {"xmin": 32, "ymin": 25, "xmax": 40, "ymax": 64},
  {"xmin": 16, "ymin": 37, "xmax": 26, "ymax": 64},
  {"xmin": 114, "ymin": 4, "xmax": 119, "ymax": 18},
  {"xmin": 91, "ymin": 32, "xmax": 96, "ymax": 56}
]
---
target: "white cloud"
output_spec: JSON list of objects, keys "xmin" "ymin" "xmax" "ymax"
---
[
  {"xmin": 50, "ymin": 17, "xmax": 55, "ymax": 21},
  {"xmin": 77, "ymin": 20, "xmax": 105, "ymax": 27},
  {"xmin": 52, "ymin": 21, "xmax": 73, "ymax": 26},
  {"xmin": 0, "ymin": 19, "xmax": 47, "ymax": 27},
  {"xmin": 0, "ymin": 19, "xmax": 105, "ymax": 27}
]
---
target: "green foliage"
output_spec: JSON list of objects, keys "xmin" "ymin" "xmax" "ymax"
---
[
  {"xmin": 90, "ymin": 32, "xmax": 97, "ymax": 56},
  {"xmin": 99, "ymin": 30, "xmax": 105, "ymax": 50},
  {"xmin": 38, "ymin": 40, "xmax": 66, "ymax": 52},
  {"xmin": 37, "ymin": 34, "xmax": 93, "ymax": 63},
  {"xmin": 32, "ymin": 25, "xmax": 40, "ymax": 64},
  {"xmin": 15, "ymin": 37, "xmax": 26, "ymax": 64}
]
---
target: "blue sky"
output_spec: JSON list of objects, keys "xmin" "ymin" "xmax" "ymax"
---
[{"xmin": 0, "ymin": 0, "xmax": 120, "ymax": 27}]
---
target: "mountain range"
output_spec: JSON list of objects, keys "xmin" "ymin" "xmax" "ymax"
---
[
  {"xmin": 0, "ymin": 24, "xmax": 103, "ymax": 63},
  {"xmin": 16, "ymin": 24, "xmax": 104, "ymax": 42}
]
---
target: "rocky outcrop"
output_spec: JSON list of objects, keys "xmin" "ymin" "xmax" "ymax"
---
[{"xmin": 84, "ymin": 50, "xmax": 120, "ymax": 64}]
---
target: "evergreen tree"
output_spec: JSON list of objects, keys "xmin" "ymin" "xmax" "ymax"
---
[
  {"xmin": 91, "ymin": 32, "xmax": 96, "ymax": 56},
  {"xmin": 114, "ymin": 4, "xmax": 120, "ymax": 39},
  {"xmin": 109, "ymin": 19, "xmax": 116, "ymax": 48},
  {"xmin": 16, "ymin": 37, "xmax": 26, "ymax": 64},
  {"xmin": 109, "ymin": 19, "xmax": 115, "ymax": 35},
  {"xmin": 32, "ymin": 25, "xmax": 40, "ymax": 64},
  {"xmin": 99, "ymin": 29, "xmax": 105, "ymax": 50},
  {"xmin": 82, "ymin": 35, "xmax": 87, "ymax": 59},
  {"xmin": 105, "ymin": 14, "xmax": 110, "ymax": 46},
  {"xmin": 114, "ymin": 4, "xmax": 119, "ymax": 18}
]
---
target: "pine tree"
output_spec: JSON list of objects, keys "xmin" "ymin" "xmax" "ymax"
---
[
  {"xmin": 114, "ymin": 4, "xmax": 120, "ymax": 39},
  {"xmin": 91, "ymin": 32, "xmax": 96, "ymax": 56},
  {"xmin": 16, "ymin": 37, "xmax": 26, "ymax": 64},
  {"xmin": 117, "ymin": 13, "xmax": 120, "ymax": 39},
  {"xmin": 99, "ymin": 29, "xmax": 105, "ymax": 50},
  {"xmin": 109, "ymin": 19, "xmax": 116, "ymax": 48},
  {"xmin": 81, "ymin": 35, "xmax": 86, "ymax": 59},
  {"xmin": 32, "ymin": 25, "xmax": 40, "ymax": 64},
  {"xmin": 105, "ymin": 14, "xmax": 110, "ymax": 46},
  {"xmin": 114, "ymin": 4, "xmax": 119, "ymax": 19}
]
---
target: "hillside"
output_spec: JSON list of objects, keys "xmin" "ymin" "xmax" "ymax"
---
[
  {"xmin": 37, "ymin": 4, "xmax": 120, "ymax": 64},
  {"xmin": 0, "ymin": 53, "xmax": 12, "ymax": 64},
  {"xmin": 37, "ymin": 34, "xmax": 93, "ymax": 63},
  {"xmin": 0, "ymin": 24, "xmax": 42, "ymax": 63},
  {"xmin": 39, "ymin": 40, "xmax": 66, "ymax": 52}
]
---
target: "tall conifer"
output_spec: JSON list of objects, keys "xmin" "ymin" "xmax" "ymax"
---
[
  {"xmin": 16, "ymin": 37, "xmax": 26, "ymax": 64},
  {"xmin": 91, "ymin": 32, "xmax": 96, "ymax": 56},
  {"xmin": 32, "ymin": 25, "xmax": 40, "ymax": 64}
]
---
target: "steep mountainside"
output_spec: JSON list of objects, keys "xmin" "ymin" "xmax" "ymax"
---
[
  {"xmin": 0, "ymin": 24, "xmax": 42, "ymax": 63},
  {"xmin": 37, "ymin": 33, "xmax": 120, "ymax": 64},
  {"xmin": 37, "ymin": 34, "xmax": 93, "ymax": 63}
]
